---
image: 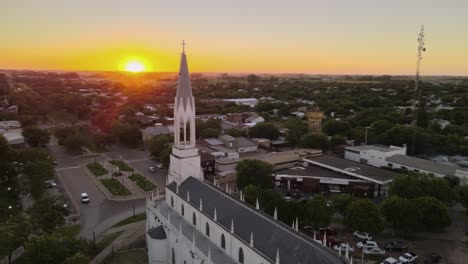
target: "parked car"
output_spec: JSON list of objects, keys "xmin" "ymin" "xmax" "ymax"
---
[
  {"xmin": 381, "ymin": 257, "xmax": 402, "ymax": 264},
  {"xmin": 399, "ymin": 252, "xmax": 418, "ymax": 263},
  {"xmin": 333, "ymin": 243, "xmax": 354, "ymax": 253},
  {"xmin": 363, "ymin": 247, "xmax": 386, "ymax": 256},
  {"xmin": 423, "ymin": 254, "xmax": 441, "ymax": 264},
  {"xmin": 148, "ymin": 166, "xmax": 156, "ymax": 173},
  {"xmin": 353, "ymin": 231, "xmax": 372, "ymax": 240},
  {"xmin": 156, "ymin": 163, "xmax": 164, "ymax": 169},
  {"xmin": 81, "ymin": 193, "xmax": 90, "ymax": 203},
  {"xmin": 44, "ymin": 180, "xmax": 57, "ymax": 188},
  {"xmin": 385, "ymin": 241, "xmax": 407, "ymax": 252},
  {"xmin": 357, "ymin": 240, "xmax": 378, "ymax": 249}
]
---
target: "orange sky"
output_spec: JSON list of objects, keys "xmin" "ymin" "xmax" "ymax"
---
[{"xmin": 2, "ymin": 0, "xmax": 468, "ymax": 75}]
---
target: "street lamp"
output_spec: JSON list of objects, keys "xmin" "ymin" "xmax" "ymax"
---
[{"xmin": 364, "ymin": 126, "xmax": 373, "ymax": 145}]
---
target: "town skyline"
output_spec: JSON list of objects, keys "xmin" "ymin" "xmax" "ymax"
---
[{"xmin": 2, "ymin": 0, "xmax": 468, "ymax": 75}]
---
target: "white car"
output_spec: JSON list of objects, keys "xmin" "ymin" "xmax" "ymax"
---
[
  {"xmin": 363, "ymin": 247, "xmax": 386, "ymax": 256},
  {"xmin": 333, "ymin": 243, "xmax": 354, "ymax": 253},
  {"xmin": 353, "ymin": 231, "xmax": 372, "ymax": 240},
  {"xmin": 156, "ymin": 163, "xmax": 164, "ymax": 169},
  {"xmin": 381, "ymin": 257, "xmax": 402, "ymax": 264},
  {"xmin": 399, "ymin": 252, "xmax": 417, "ymax": 263},
  {"xmin": 81, "ymin": 193, "xmax": 90, "ymax": 203},
  {"xmin": 44, "ymin": 180, "xmax": 57, "ymax": 188},
  {"xmin": 148, "ymin": 166, "xmax": 156, "ymax": 173},
  {"xmin": 357, "ymin": 240, "xmax": 378, "ymax": 249}
]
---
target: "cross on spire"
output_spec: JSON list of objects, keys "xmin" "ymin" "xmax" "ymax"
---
[{"xmin": 181, "ymin": 40, "xmax": 187, "ymax": 53}]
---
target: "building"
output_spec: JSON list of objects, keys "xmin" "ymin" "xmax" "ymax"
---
[
  {"xmin": 386, "ymin": 154, "xmax": 468, "ymax": 185},
  {"xmin": 306, "ymin": 106, "xmax": 324, "ymax": 134},
  {"xmin": 304, "ymin": 155, "xmax": 398, "ymax": 197},
  {"xmin": 146, "ymin": 50, "xmax": 346, "ymax": 264},
  {"xmin": 345, "ymin": 144, "xmax": 407, "ymax": 168},
  {"xmin": 222, "ymin": 98, "xmax": 258, "ymax": 107}
]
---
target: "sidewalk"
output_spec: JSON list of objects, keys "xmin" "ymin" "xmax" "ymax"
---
[{"xmin": 90, "ymin": 220, "xmax": 146, "ymax": 264}]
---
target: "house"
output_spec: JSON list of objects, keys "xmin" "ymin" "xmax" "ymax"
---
[
  {"xmin": 0, "ymin": 128, "xmax": 24, "ymax": 145},
  {"xmin": 244, "ymin": 114, "xmax": 264, "ymax": 125}
]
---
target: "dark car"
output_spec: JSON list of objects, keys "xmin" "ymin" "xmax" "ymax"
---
[
  {"xmin": 385, "ymin": 241, "xmax": 407, "ymax": 252},
  {"xmin": 423, "ymin": 254, "xmax": 441, "ymax": 264}
]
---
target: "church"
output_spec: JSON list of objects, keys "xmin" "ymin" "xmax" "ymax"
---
[{"xmin": 145, "ymin": 46, "xmax": 347, "ymax": 264}]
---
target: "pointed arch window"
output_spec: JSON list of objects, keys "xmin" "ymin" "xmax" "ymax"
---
[
  {"xmin": 171, "ymin": 196, "xmax": 174, "ymax": 207},
  {"xmin": 221, "ymin": 234, "xmax": 226, "ymax": 249},
  {"xmin": 192, "ymin": 212, "xmax": 196, "ymax": 226},
  {"xmin": 205, "ymin": 222, "xmax": 210, "ymax": 237},
  {"xmin": 238, "ymin": 247, "xmax": 244, "ymax": 264},
  {"xmin": 181, "ymin": 204, "xmax": 185, "ymax": 216}
]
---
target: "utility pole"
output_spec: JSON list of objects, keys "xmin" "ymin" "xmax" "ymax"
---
[{"xmin": 415, "ymin": 25, "xmax": 426, "ymax": 108}]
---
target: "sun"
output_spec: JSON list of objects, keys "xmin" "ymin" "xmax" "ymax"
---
[{"xmin": 124, "ymin": 60, "xmax": 146, "ymax": 72}]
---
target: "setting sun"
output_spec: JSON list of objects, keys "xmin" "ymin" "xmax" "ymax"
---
[{"xmin": 124, "ymin": 61, "xmax": 146, "ymax": 72}]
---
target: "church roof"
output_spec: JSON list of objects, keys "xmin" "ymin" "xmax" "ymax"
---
[
  {"xmin": 175, "ymin": 52, "xmax": 194, "ymax": 110},
  {"xmin": 147, "ymin": 225, "xmax": 167, "ymax": 240},
  {"xmin": 167, "ymin": 178, "xmax": 346, "ymax": 264}
]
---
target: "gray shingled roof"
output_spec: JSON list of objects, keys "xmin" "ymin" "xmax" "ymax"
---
[
  {"xmin": 167, "ymin": 178, "xmax": 346, "ymax": 264},
  {"xmin": 386, "ymin": 154, "xmax": 467, "ymax": 176},
  {"xmin": 147, "ymin": 225, "xmax": 167, "ymax": 240},
  {"xmin": 176, "ymin": 52, "xmax": 194, "ymax": 110}
]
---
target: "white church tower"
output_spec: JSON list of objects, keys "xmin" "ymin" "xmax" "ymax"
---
[{"xmin": 168, "ymin": 41, "xmax": 203, "ymax": 185}]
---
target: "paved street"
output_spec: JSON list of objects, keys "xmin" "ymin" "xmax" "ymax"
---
[
  {"xmin": 127, "ymin": 158, "xmax": 168, "ymax": 188},
  {"xmin": 47, "ymin": 137, "xmax": 159, "ymax": 239}
]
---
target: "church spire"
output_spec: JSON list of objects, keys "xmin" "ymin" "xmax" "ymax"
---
[{"xmin": 175, "ymin": 44, "xmax": 194, "ymax": 111}]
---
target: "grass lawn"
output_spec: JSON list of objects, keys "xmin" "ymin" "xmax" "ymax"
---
[
  {"xmin": 113, "ymin": 213, "xmax": 147, "ymax": 228},
  {"xmin": 59, "ymin": 224, "xmax": 81, "ymax": 237},
  {"xmin": 100, "ymin": 179, "xmax": 131, "ymax": 196},
  {"xmin": 128, "ymin": 174, "xmax": 156, "ymax": 192},
  {"xmin": 109, "ymin": 160, "xmax": 134, "ymax": 171},
  {"xmin": 89, "ymin": 230, "xmax": 124, "ymax": 257},
  {"xmin": 103, "ymin": 249, "xmax": 147, "ymax": 264},
  {"xmin": 87, "ymin": 162, "xmax": 108, "ymax": 176}
]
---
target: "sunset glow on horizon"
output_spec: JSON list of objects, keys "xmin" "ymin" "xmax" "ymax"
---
[{"xmin": 2, "ymin": 0, "xmax": 468, "ymax": 75}]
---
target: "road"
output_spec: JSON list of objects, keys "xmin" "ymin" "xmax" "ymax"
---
[{"xmin": 48, "ymin": 137, "xmax": 151, "ymax": 239}]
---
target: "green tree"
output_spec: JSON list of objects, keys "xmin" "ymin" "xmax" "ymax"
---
[
  {"xmin": 323, "ymin": 120, "xmax": 351, "ymax": 136},
  {"xmin": 63, "ymin": 132, "xmax": 87, "ymax": 153},
  {"xmin": 306, "ymin": 195, "xmax": 333, "ymax": 230},
  {"xmin": 24, "ymin": 233, "xmax": 89, "ymax": 264},
  {"xmin": 247, "ymin": 74, "xmax": 259, "ymax": 86},
  {"xmin": 148, "ymin": 135, "xmax": 172, "ymax": 159},
  {"xmin": 243, "ymin": 184, "xmax": 262, "ymax": 205},
  {"xmin": 330, "ymin": 134, "xmax": 346, "ymax": 147},
  {"xmin": 457, "ymin": 185, "xmax": 468, "ymax": 213},
  {"xmin": 225, "ymin": 128, "xmax": 244, "ymax": 137},
  {"xmin": 236, "ymin": 159, "xmax": 274, "ymax": 189},
  {"xmin": 200, "ymin": 127, "xmax": 220, "ymax": 138},
  {"xmin": 380, "ymin": 195, "xmax": 418, "ymax": 235},
  {"xmin": 302, "ymin": 133, "xmax": 329, "ymax": 150},
  {"xmin": 331, "ymin": 194, "xmax": 353, "ymax": 217},
  {"xmin": 159, "ymin": 145, "xmax": 172, "ymax": 166},
  {"xmin": 29, "ymin": 196, "xmax": 68, "ymax": 234},
  {"xmin": 22, "ymin": 126, "xmax": 50, "ymax": 147},
  {"xmin": 345, "ymin": 199, "xmax": 384, "ymax": 234},
  {"xmin": 23, "ymin": 160, "xmax": 55, "ymax": 199},
  {"xmin": 284, "ymin": 117, "xmax": 308, "ymax": 149},
  {"xmin": 64, "ymin": 252, "xmax": 90, "ymax": 264},
  {"xmin": 112, "ymin": 122, "xmax": 142, "ymax": 148},
  {"xmin": 416, "ymin": 108, "xmax": 429, "ymax": 128},
  {"xmin": 249, "ymin": 122, "xmax": 280, "ymax": 140},
  {"xmin": 0, "ymin": 215, "xmax": 31, "ymax": 264},
  {"xmin": 413, "ymin": 196, "xmax": 451, "ymax": 231}
]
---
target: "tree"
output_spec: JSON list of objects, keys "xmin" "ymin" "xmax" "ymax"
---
[
  {"xmin": 306, "ymin": 195, "xmax": 333, "ymax": 230},
  {"xmin": 413, "ymin": 196, "xmax": 451, "ymax": 231},
  {"xmin": 149, "ymin": 135, "xmax": 172, "ymax": 159},
  {"xmin": 457, "ymin": 185, "xmax": 468, "ymax": 213},
  {"xmin": 389, "ymin": 172, "xmax": 453, "ymax": 204},
  {"xmin": 247, "ymin": 74, "xmax": 259, "ymax": 86},
  {"xmin": 284, "ymin": 117, "xmax": 308, "ymax": 149},
  {"xmin": 29, "ymin": 196, "xmax": 68, "ymax": 234},
  {"xmin": 416, "ymin": 108, "xmax": 429, "ymax": 128},
  {"xmin": 112, "ymin": 121, "xmax": 142, "ymax": 148},
  {"xmin": 331, "ymin": 194, "xmax": 353, "ymax": 217},
  {"xmin": 236, "ymin": 159, "xmax": 274, "ymax": 189},
  {"xmin": 159, "ymin": 145, "xmax": 172, "ymax": 166},
  {"xmin": 0, "ymin": 215, "xmax": 31, "ymax": 264},
  {"xmin": 200, "ymin": 127, "xmax": 220, "ymax": 138},
  {"xmin": 345, "ymin": 199, "xmax": 384, "ymax": 234},
  {"xmin": 380, "ymin": 195, "xmax": 418, "ymax": 235},
  {"xmin": 63, "ymin": 132, "xmax": 87, "ymax": 153},
  {"xmin": 65, "ymin": 252, "xmax": 90, "ymax": 264},
  {"xmin": 243, "ymin": 184, "xmax": 262, "ymax": 205},
  {"xmin": 225, "ymin": 128, "xmax": 244, "ymax": 137},
  {"xmin": 23, "ymin": 160, "xmax": 55, "ymax": 199},
  {"xmin": 302, "ymin": 133, "xmax": 329, "ymax": 150},
  {"xmin": 323, "ymin": 120, "xmax": 352, "ymax": 136},
  {"xmin": 24, "ymin": 233, "xmax": 89, "ymax": 264},
  {"xmin": 248, "ymin": 122, "xmax": 280, "ymax": 140},
  {"xmin": 22, "ymin": 126, "xmax": 50, "ymax": 147},
  {"xmin": 330, "ymin": 134, "xmax": 346, "ymax": 147}
]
